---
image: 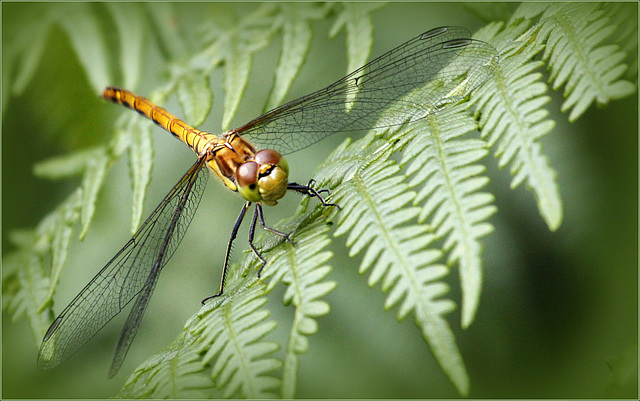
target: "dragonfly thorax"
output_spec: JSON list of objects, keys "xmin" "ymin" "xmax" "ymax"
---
[
  {"xmin": 206, "ymin": 134, "xmax": 288, "ymax": 205},
  {"xmin": 236, "ymin": 149, "xmax": 289, "ymax": 206}
]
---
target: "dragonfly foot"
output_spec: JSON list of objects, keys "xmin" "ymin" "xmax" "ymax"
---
[
  {"xmin": 287, "ymin": 180, "xmax": 341, "ymax": 209},
  {"xmin": 257, "ymin": 259, "xmax": 267, "ymax": 278},
  {"xmin": 283, "ymin": 232, "xmax": 295, "ymax": 245},
  {"xmin": 201, "ymin": 291, "xmax": 222, "ymax": 304}
]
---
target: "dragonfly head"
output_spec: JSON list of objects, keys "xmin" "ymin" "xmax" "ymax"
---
[{"xmin": 237, "ymin": 149, "xmax": 289, "ymax": 206}]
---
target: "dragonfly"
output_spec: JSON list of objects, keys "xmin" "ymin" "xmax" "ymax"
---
[{"xmin": 37, "ymin": 26, "xmax": 497, "ymax": 378}]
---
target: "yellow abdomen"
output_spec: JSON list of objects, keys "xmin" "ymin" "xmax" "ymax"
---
[
  {"xmin": 101, "ymin": 88, "xmax": 261, "ymax": 194},
  {"xmin": 102, "ymin": 87, "xmax": 216, "ymax": 156}
]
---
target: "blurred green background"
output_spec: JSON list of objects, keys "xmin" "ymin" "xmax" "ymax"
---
[{"xmin": 2, "ymin": 2, "xmax": 637, "ymax": 398}]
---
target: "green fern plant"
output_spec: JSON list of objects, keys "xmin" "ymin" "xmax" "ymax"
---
[
  {"xmin": 315, "ymin": 129, "xmax": 468, "ymax": 392},
  {"xmin": 3, "ymin": 2, "xmax": 636, "ymax": 398}
]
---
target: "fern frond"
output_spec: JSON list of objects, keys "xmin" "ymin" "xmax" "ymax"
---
[
  {"xmin": 4, "ymin": 8, "xmax": 52, "ymax": 100},
  {"xmin": 602, "ymin": 2, "xmax": 638, "ymax": 80},
  {"xmin": 315, "ymin": 133, "xmax": 467, "ymax": 395},
  {"xmin": 117, "ymin": 205, "xmax": 335, "ymax": 398},
  {"xmin": 7, "ymin": 2, "xmax": 360, "ymax": 347},
  {"xmin": 32, "ymin": 148, "xmax": 103, "ymax": 180},
  {"xmin": 125, "ymin": 118, "xmax": 154, "ymax": 234},
  {"xmin": 265, "ymin": 3, "xmax": 327, "ymax": 111},
  {"xmin": 33, "ymin": 111, "xmax": 152, "ymax": 239},
  {"xmin": 401, "ymin": 103, "xmax": 496, "ymax": 328},
  {"xmin": 117, "ymin": 332, "xmax": 214, "ymax": 399},
  {"xmin": 474, "ymin": 21, "xmax": 563, "ymax": 231},
  {"xmin": 192, "ymin": 284, "xmax": 281, "ymax": 398},
  {"xmin": 523, "ymin": 3, "xmax": 636, "ymax": 121},
  {"xmin": 2, "ymin": 189, "xmax": 83, "ymax": 343},
  {"xmin": 51, "ymin": 3, "xmax": 113, "ymax": 93},
  {"xmin": 259, "ymin": 210, "xmax": 336, "ymax": 397},
  {"xmin": 176, "ymin": 74, "xmax": 214, "ymax": 127},
  {"xmin": 3, "ymin": 235, "xmax": 52, "ymax": 344},
  {"xmin": 105, "ymin": 2, "xmax": 146, "ymax": 90},
  {"xmin": 5, "ymin": 3, "xmax": 161, "ymax": 321},
  {"xmin": 197, "ymin": 3, "xmax": 280, "ymax": 130},
  {"xmin": 329, "ymin": 2, "xmax": 386, "ymax": 75},
  {"xmin": 34, "ymin": 146, "xmax": 111, "ymax": 240}
]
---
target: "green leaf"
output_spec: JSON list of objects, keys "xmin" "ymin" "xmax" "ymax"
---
[
  {"xmin": 10, "ymin": 16, "xmax": 52, "ymax": 96},
  {"xmin": 177, "ymin": 74, "xmax": 213, "ymax": 127},
  {"xmin": 10, "ymin": 253, "xmax": 52, "ymax": 343},
  {"xmin": 193, "ymin": 285, "xmax": 281, "ymax": 398},
  {"xmin": 475, "ymin": 21, "xmax": 563, "ymax": 231},
  {"xmin": 329, "ymin": 3, "xmax": 386, "ymax": 75},
  {"xmin": 264, "ymin": 3, "xmax": 326, "ymax": 111},
  {"xmin": 510, "ymin": 2, "xmax": 548, "ymax": 20},
  {"xmin": 402, "ymin": 104, "xmax": 496, "ymax": 328},
  {"xmin": 54, "ymin": 3, "xmax": 112, "ymax": 93},
  {"xmin": 602, "ymin": 3, "xmax": 638, "ymax": 80},
  {"xmin": 2, "ymin": 233, "xmax": 52, "ymax": 344},
  {"xmin": 78, "ymin": 150, "xmax": 109, "ymax": 239},
  {"xmin": 4, "ymin": 189, "xmax": 83, "ymax": 343},
  {"xmin": 222, "ymin": 44, "xmax": 252, "ymax": 131},
  {"xmin": 535, "ymin": 3, "xmax": 636, "ymax": 121},
  {"xmin": 117, "ymin": 332, "xmax": 215, "ymax": 398},
  {"xmin": 49, "ymin": 190, "xmax": 83, "ymax": 302},
  {"xmin": 33, "ymin": 148, "xmax": 102, "ymax": 179},
  {"xmin": 127, "ymin": 119, "xmax": 154, "ymax": 234},
  {"xmin": 145, "ymin": 3, "xmax": 187, "ymax": 60},
  {"xmin": 259, "ymin": 210, "xmax": 336, "ymax": 397},
  {"xmin": 315, "ymin": 133, "xmax": 468, "ymax": 395},
  {"xmin": 107, "ymin": 114, "xmax": 134, "ymax": 158},
  {"xmin": 106, "ymin": 3, "xmax": 146, "ymax": 90}
]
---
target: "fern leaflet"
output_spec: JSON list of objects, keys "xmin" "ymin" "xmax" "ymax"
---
[
  {"xmin": 400, "ymin": 103, "xmax": 496, "ymax": 328},
  {"xmin": 117, "ymin": 332, "xmax": 214, "ymax": 398},
  {"xmin": 265, "ymin": 3, "xmax": 327, "ymax": 111},
  {"xmin": 197, "ymin": 3, "xmax": 280, "ymax": 130},
  {"xmin": 192, "ymin": 284, "xmax": 281, "ymax": 398},
  {"xmin": 3, "ymin": 189, "xmax": 83, "ymax": 342},
  {"xmin": 602, "ymin": 3, "xmax": 638, "ymax": 80},
  {"xmin": 3, "ymin": 237, "xmax": 52, "ymax": 345},
  {"xmin": 516, "ymin": 3, "xmax": 636, "ymax": 121},
  {"xmin": 259, "ymin": 209, "xmax": 336, "ymax": 397},
  {"xmin": 474, "ymin": 20, "xmax": 563, "ymax": 231},
  {"xmin": 315, "ymin": 132, "xmax": 467, "ymax": 395},
  {"xmin": 329, "ymin": 2, "xmax": 386, "ymax": 75}
]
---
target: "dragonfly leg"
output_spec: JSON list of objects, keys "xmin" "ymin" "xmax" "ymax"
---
[
  {"xmin": 256, "ymin": 203, "xmax": 293, "ymax": 244},
  {"xmin": 201, "ymin": 201, "xmax": 250, "ymax": 304},
  {"xmin": 287, "ymin": 179, "xmax": 341, "ymax": 209},
  {"xmin": 252, "ymin": 203, "xmax": 297, "ymax": 278},
  {"xmin": 248, "ymin": 205, "xmax": 269, "ymax": 277}
]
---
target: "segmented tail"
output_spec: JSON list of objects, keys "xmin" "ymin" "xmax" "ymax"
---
[{"xmin": 102, "ymin": 87, "xmax": 213, "ymax": 154}]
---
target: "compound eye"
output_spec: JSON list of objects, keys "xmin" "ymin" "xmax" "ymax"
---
[
  {"xmin": 236, "ymin": 161, "xmax": 260, "ymax": 202},
  {"xmin": 255, "ymin": 149, "xmax": 280, "ymax": 165},
  {"xmin": 255, "ymin": 149, "xmax": 289, "ymax": 176}
]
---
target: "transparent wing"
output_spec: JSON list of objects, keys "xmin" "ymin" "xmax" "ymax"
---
[
  {"xmin": 108, "ymin": 261, "xmax": 160, "ymax": 378},
  {"xmin": 237, "ymin": 26, "xmax": 498, "ymax": 155},
  {"xmin": 38, "ymin": 157, "xmax": 209, "ymax": 373}
]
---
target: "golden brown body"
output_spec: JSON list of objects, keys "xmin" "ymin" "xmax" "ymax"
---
[{"xmin": 102, "ymin": 87, "xmax": 266, "ymax": 195}]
